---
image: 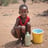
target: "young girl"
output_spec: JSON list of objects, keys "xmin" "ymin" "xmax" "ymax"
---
[{"xmin": 11, "ymin": 4, "xmax": 31, "ymax": 45}]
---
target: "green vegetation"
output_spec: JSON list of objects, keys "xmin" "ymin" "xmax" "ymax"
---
[
  {"xmin": 12, "ymin": 0, "xmax": 18, "ymax": 4},
  {"xmin": 1, "ymin": 0, "xmax": 18, "ymax": 6},
  {"xmin": 0, "ymin": 0, "xmax": 48, "ymax": 6},
  {"xmin": 31, "ymin": 0, "xmax": 48, "ymax": 2}
]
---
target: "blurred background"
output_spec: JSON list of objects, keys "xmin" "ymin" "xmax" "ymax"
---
[
  {"xmin": 0, "ymin": 0, "xmax": 48, "ymax": 48},
  {"xmin": 0, "ymin": 0, "xmax": 48, "ymax": 6}
]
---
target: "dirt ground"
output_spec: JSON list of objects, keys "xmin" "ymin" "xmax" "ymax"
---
[{"xmin": 0, "ymin": 1, "xmax": 48, "ymax": 48}]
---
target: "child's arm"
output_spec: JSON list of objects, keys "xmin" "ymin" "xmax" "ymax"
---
[
  {"xmin": 15, "ymin": 18, "xmax": 20, "ymax": 26},
  {"xmin": 15, "ymin": 18, "xmax": 19, "ymax": 27},
  {"xmin": 27, "ymin": 17, "xmax": 31, "ymax": 34},
  {"xmin": 27, "ymin": 17, "xmax": 30, "ymax": 24},
  {"xmin": 13, "ymin": 18, "xmax": 20, "ymax": 29}
]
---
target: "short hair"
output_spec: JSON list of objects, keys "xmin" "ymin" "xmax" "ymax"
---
[{"xmin": 19, "ymin": 4, "xmax": 28, "ymax": 10}]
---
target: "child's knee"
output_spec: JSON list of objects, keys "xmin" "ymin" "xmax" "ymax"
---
[
  {"xmin": 11, "ymin": 31, "xmax": 15, "ymax": 36},
  {"xmin": 11, "ymin": 31, "xmax": 14, "ymax": 35},
  {"xmin": 27, "ymin": 23, "xmax": 31, "ymax": 28},
  {"xmin": 11, "ymin": 28, "xmax": 15, "ymax": 35},
  {"xmin": 11, "ymin": 30, "xmax": 18, "ymax": 38},
  {"xmin": 27, "ymin": 23, "xmax": 31, "ymax": 34}
]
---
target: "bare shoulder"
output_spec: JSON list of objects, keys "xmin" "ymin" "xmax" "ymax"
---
[{"xmin": 16, "ymin": 18, "xmax": 20, "ymax": 22}]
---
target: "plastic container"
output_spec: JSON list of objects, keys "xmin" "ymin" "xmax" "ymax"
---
[
  {"xmin": 32, "ymin": 28, "xmax": 44, "ymax": 43},
  {"xmin": 25, "ymin": 32, "xmax": 31, "ymax": 46}
]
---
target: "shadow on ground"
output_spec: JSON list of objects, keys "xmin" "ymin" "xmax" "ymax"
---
[
  {"xmin": 1, "ymin": 40, "xmax": 33, "ymax": 48},
  {"xmin": 3, "ymin": 40, "xmax": 22, "ymax": 48}
]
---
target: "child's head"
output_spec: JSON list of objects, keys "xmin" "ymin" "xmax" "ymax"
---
[{"xmin": 19, "ymin": 4, "xmax": 29, "ymax": 18}]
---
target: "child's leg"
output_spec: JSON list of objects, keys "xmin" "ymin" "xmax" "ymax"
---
[
  {"xmin": 26, "ymin": 23, "xmax": 31, "ymax": 34},
  {"xmin": 21, "ymin": 26, "xmax": 26, "ymax": 44},
  {"xmin": 15, "ymin": 26, "xmax": 21, "ymax": 38},
  {"xmin": 11, "ymin": 28, "xmax": 18, "ymax": 38},
  {"xmin": 21, "ymin": 26, "xmax": 26, "ymax": 34},
  {"xmin": 11, "ymin": 26, "xmax": 21, "ymax": 39},
  {"xmin": 21, "ymin": 32, "xmax": 25, "ymax": 44}
]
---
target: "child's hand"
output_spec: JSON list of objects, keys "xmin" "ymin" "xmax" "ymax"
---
[
  {"xmin": 27, "ymin": 22, "xmax": 30, "ymax": 24},
  {"xmin": 21, "ymin": 26, "xmax": 25, "ymax": 29},
  {"xmin": 18, "ymin": 25, "xmax": 22, "ymax": 28}
]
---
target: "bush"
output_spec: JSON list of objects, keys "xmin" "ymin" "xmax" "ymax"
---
[
  {"xmin": 1, "ymin": 0, "xmax": 18, "ymax": 6},
  {"xmin": 41, "ymin": 0, "xmax": 48, "ymax": 2},
  {"xmin": 12, "ymin": 0, "xmax": 18, "ymax": 4},
  {"xmin": 2, "ymin": 0, "xmax": 10, "ymax": 6}
]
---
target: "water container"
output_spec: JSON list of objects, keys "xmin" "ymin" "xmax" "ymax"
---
[
  {"xmin": 25, "ymin": 32, "xmax": 31, "ymax": 46},
  {"xmin": 32, "ymin": 28, "xmax": 44, "ymax": 43}
]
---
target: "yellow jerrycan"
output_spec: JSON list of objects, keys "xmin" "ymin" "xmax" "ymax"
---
[{"xmin": 25, "ymin": 32, "xmax": 31, "ymax": 46}]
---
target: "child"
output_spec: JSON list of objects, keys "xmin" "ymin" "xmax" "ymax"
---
[{"xmin": 11, "ymin": 4, "xmax": 31, "ymax": 45}]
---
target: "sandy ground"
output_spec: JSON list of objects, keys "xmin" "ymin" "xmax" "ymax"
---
[{"xmin": 0, "ymin": 1, "xmax": 48, "ymax": 48}]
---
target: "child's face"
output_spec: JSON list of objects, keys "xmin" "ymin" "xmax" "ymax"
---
[{"xmin": 19, "ymin": 9, "xmax": 28, "ymax": 18}]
